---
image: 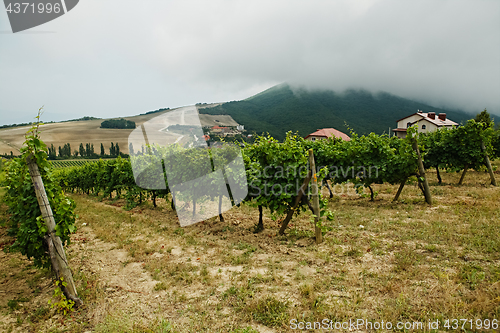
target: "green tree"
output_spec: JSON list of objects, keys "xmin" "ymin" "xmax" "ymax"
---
[
  {"xmin": 100, "ymin": 118, "xmax": 136, "ymax": 129},
  {"xmin": 85, "ymin": 143, "xmax": 91, "ymax": 157},
  {"xmin": 79, "ymin": 143, "xmax": 85, "ymax": 157},
  {"xmin": 47, "ymin": 144, "xmax": 57, "ymax": 160},
  {"xmin": 100, "ymin": 143, "xmax": 105, "ymax": 156},
  {"xmin": 475, "ymin": 108, "xmax": 493, "ymax": 130}
]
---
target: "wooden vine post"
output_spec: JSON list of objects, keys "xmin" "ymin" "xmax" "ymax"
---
[
  {"xmin": 458, "ymin": 164, "xmax": 469, "ymax": 185},
  {"xmin": 410, "ymin": 135, "xmax": 432, "ymax": 205},
  {"xmin": 481, "ymin": 141, "xmax": 497, "ymax": 186},
  {"xmin": 309, "ymin": 149, "xmax": 323, "ymax": 244},
  {"xmin": 27, "ymin": 154, "xmax": 83, "ymax": 307},
  {"xmin": 393, "ymin": 177, "xmax": 408, "ymax": 202}
]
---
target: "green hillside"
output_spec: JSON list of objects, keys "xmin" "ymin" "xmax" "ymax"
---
[{"xmin": 199, "ymin": 84, "xmax": 475, "ymax": 140}]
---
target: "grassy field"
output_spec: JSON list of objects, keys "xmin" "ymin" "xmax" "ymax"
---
[
  {"xmin": 0, "ymin": 106, "xmax": 237, "ymax": 155},
  {"xmin": 0, "ymin": 166, "xmax": 499, "ymax": 332}
]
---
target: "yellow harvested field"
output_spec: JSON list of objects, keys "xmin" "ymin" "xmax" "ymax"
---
[{"xmin": 0, "ymin": 107, "xmax": 238, "ymax": 155}]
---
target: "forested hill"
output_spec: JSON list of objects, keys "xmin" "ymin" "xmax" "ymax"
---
[{"xmin": 198, "ymin": 84, "xmax": 474, "ymax": 140}]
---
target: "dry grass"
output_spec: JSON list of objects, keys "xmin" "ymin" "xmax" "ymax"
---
[{"xmin": 0, "ymin": 165, "xmax": 499, "ymax": 332}]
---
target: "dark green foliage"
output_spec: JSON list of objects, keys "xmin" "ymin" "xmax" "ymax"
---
[
  {"xmin": 58, "ymin": 143, "xmax": 71, "ymax": 157},
  {"xmin": 142, "ymin": 107, "xmax": 169, "ymax": 115},
  {"xmin": 199, "ymin": 83, "xmax": 474, "ymax": 140},
  {"xmin": 47, "ymin": 144, "xmax": 57, "ymax": 160},
  {"xmin": 492, "ymin": 129, "xmax": 500, "ymax": 159},
  {"xmin": 475, "ymin": 108, "xmax": 494, "ymax": 129},
  {"xmin": 109, "ymin": 142, "xmax": 115, "ymax": 156},
  {"xmin": 79, "ymin": 143, "xmax": 85, "ymax": 157},
  {"xmin": 100, "ymin": 118, "xmax": 136, "ymax": 129},
  {"xmin": 60, "ymin": 116, "xmax": 101, "ymax": 122},
  {"xmin": 54, "ymin": 156, "xmax": 166, "ymax": 209},
  {"xmin": 2, "ymin": 114, "xmax": 77, "ymax": 268},
  {"xmin": 244, "ymin": 132, "xmax": 328, "ymax": 218},
  {"xmin": 421, "ymin": 120, "xmax": 496, "ymax": 176}
]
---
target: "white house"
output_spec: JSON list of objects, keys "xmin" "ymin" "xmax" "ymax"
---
[{"xmin": 393, "ymin": 110, "xmax": 458, "ymax": 138}]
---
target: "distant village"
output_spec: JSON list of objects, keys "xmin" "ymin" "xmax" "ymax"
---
[{"xmin": 202, "ymin": 124, "xmax": 250, "ymax": 144}]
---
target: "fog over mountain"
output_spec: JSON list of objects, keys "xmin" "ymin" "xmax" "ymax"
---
[{"xmin": 0, "ymin": 0, "xmax": 498, "ymax": 125}]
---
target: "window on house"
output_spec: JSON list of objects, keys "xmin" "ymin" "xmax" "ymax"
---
[
  {"xmin": 311, "ymin": 137, "xmax": 316, "ymax": 141},
  {"xmin": 422, "ymin": 125, "xmax": 426, "ymax": 130},
  {"xmin": 407, "ymin": 122, "xmax": 411, "ymax": 128}
]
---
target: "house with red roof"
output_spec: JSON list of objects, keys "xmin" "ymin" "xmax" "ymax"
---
[
  {"xmin": 211, "ymin": 125, "xmax": 228, "ymax": 133},
  {"xmin": 304, "ymin": 128, "xmax": 351, "ymax": 142},
  {"xmin": 393, "ymin": 110, "xmax": 458, "ymax": 138}
]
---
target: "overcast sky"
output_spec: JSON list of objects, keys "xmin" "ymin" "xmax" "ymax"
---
[{"xmin": 1, "ymin": 0, "xmax": 499, "ymax": 125}]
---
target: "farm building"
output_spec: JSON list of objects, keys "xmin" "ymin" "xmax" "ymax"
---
[
  {"xmin": 304, "ymin": 128, "xmax": 351, "ymax": 142},
  {"xmin": 393, "ymin": 110, "xmax": 458, "ymax": 138}
]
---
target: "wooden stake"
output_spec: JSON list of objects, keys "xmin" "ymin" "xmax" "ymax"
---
[
  {"xmin": 481, "ymin": 141, "xmax": 497, "ymax": 186},
  {"xmin": 411, "ymin": 137, "xmax": 432, "ymax": 205},
  {"xmin": 393, "ymin": 177, "xmax": 407, "ymax": 202},
  {"xmin": 436, "ymin": 166, "xmax": 442, "ymax": 184},
  {"xmin": 458, "ymin": 164, "xmax": 469, "ymax": 185},
  {"xmin": 26, "ymin": 154, "xmax": 82, "ymax": 307},
  {"xmin": 219, "ymin": 195, "xmax": 224, "ymax": 222},
  {"xmin": 309, "ymin": 150, "xmax": 323, "ymax": 244}
]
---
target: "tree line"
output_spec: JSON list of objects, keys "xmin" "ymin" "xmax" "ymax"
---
[
  {"xmin": 100, "ymin": 118, "xmax": 136, "ymax": 129},
  {"xmin": 46, "ymin": 142, "xmax": 127, "ymax": 159}
]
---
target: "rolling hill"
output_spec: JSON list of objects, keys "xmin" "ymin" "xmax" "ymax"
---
[
  {"xmin": 0, "ymin": 109, "xmax": 239, "ymax": 155},
  {"xmin": 198, "ymin": 84, "xmax": 476, "ymax": 140}
]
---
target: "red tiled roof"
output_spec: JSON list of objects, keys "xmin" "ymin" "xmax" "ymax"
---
[
  {"xmin": 304, "ymin": 128, "xmax": 351, "ymax": 141},
  {"xmin": 397, "ymin": 112, "xmax": 458, "ymax": 127}
]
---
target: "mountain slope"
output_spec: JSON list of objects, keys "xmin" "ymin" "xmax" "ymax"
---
[{"xmin": 199, "ymin": 84, "xmax": 474, "ymax": 140}]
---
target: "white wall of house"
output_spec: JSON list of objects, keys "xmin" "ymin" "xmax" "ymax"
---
[
  {"xmin": 306, "ymin": 136, "xmax": 325, "ymax": 141},
  {"xmin": 418, "ymin": 119, "xmax": 438, "ymax": 133},
  {"xmin": 396, "ymin": 114, "xmax": 423, "ymax": 129},
  {"xmin": 395, "ymin": 131, "xmax": 406, "ymax": 139}
]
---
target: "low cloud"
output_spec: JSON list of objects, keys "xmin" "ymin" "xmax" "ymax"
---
[{"xmin": 0, "ymin": 0, "xmax": 498, "ymax": 124}]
